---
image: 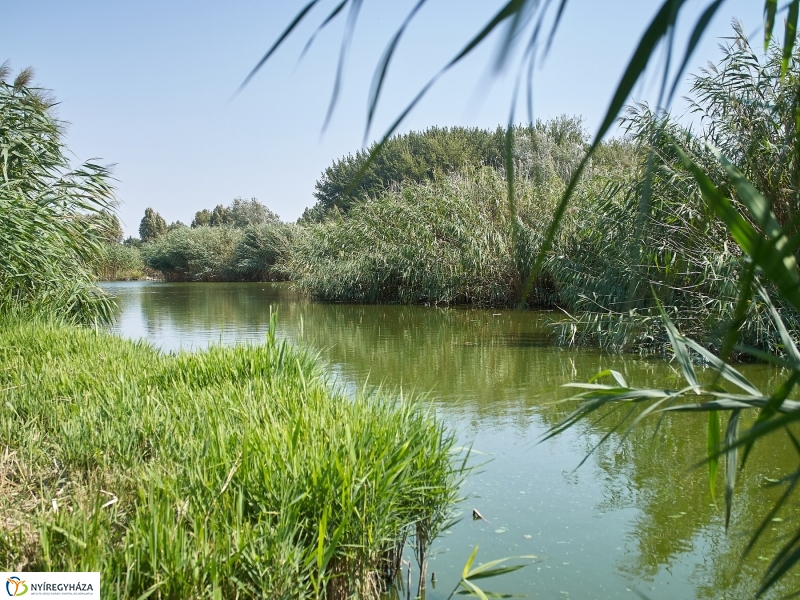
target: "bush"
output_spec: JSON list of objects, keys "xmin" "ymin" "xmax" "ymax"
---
[
  {"xmin": 141, "ymin": 226, "xmax": 242, "ymax": 281},
  {"xmin": 232, "ymin": 223, "xmax": 295, "ymax": 281},
  {"xmin": 92, "ymin": 243, "xmax": 150, "ymax": 281},
  {"xmin": 141, "ymin": 223, "xmax": 293, "ymax": 282}
]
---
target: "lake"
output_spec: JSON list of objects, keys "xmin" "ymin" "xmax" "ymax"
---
[{"xmin": 102, "ymin": 280, "xmax": 799, "ymax": 599}]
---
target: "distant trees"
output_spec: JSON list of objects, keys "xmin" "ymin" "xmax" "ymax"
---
[
  {"xmin": 139, "ymin": 208, "xmax": 167, "ymax": 243},
  {"xmin": 302, "ymin": 126, "xmax": 507, "ymax": 222},
  {"xmin": 191, "ymin": 209, "xmax": 211, "ymax": 228},
  {"xmin": 192, "ymin": 198, "xmax": 279, "ymax": 229}
]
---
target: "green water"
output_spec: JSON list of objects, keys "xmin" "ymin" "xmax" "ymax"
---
[{"xmin": 103, "ymin": 280, "xmax": 799, "ymax": 599}]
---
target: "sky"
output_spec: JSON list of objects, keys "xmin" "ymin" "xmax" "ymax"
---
[{"xmin": 3, "ymin": 0, "xmax": 763, "ymax": 235}]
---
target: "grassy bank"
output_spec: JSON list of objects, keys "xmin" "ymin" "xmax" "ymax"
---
[{"xmin": 0, "ymin": 317, "xmax": 463, "ymax": 598}]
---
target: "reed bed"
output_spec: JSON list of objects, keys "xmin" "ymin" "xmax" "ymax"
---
[
  {"xmin": 0, "ymin": 65, "xmax": 115, "ymax": 324},
  {"xmin": 288, "ymin": 167, "xmax": 575, "ymax": 307},
  {"xmin": 0, "ymin": 316, "xmax": 463, "ymax": 598},
  {"xmin": 140, "ymin": 223, "xmax": 293, "ymax": 282},
  {"xmin": 92, "ymin": 243, "xmax": 151, "ymax": 281}
]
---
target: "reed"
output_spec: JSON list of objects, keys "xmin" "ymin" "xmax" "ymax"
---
[
  {"xmin": 140, "ymin": 223, "xmax": 293, "ymax": 282},
  {"xmin": 0, "ymin": 316, "xmax": 464, "ymax": 598},
  {"xmin": 91, "ymin": 243, "xmax": 151, "ymax": 281},
  {"xmin": 0, "ymin": 64, "xmax": 115, "ymax": 324}
]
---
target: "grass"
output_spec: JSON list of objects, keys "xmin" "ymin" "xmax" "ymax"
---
[{"xmin": 0, "ymin": 315, "xmax": 464, "ymax": 598}]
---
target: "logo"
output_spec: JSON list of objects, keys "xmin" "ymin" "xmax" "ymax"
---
[{"xmin": 5, "ymin": 577, "xmax": 27, "ymax": 597}]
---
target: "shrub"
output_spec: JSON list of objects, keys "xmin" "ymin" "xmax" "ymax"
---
[
  {"xmin": 232, "ymin": 223, "xmax": 295, "ymax": 281},
  {"xmin": 141, "ymin": 223, "xmax": 293, "ymax": 282},
  {"xmin": 141, "ymin": 225, "xmax": 242, "ymax": 281}
]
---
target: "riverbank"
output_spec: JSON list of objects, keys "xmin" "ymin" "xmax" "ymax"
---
[{"xmin": 0, "ymin": 316, "xmax": 462, "ymax": 598}]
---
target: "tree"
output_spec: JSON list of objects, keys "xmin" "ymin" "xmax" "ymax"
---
[
  {"xmin": 191, "ymin": 209, "xmax": 211, "ymax": 228},
  {"xmin": 304, "ymin": 126, "xmax": 506, "ymax": 221},
  {"xmin": 209, "ymin": 204, "xmax": 232, "ymax": 227},
  {"xmin": 229, "ymin": 197, "xmax": 279, "ymax": 227},
  {"xmin": 168, "ymin": 220, "xmax": 187, "ymax": 232},
  {"xmin": 139, "ymin": 207, "xmax": 167, "ymax": 243}
]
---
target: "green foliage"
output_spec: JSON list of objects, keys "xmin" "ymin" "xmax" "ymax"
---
[
  {"xmin": 191, "ymin": 208, "xmax": 211, "ymax": 228},
  {"xmin": 141, "ymin": 223, "xmax": 292, "ymax": 282},
  {"xmin": 0, "ymin": 316, "xmax": 463, "ymax": 598},
  {"xmin": 92, "ymin": 243, "xmax": 149, "ymax": 281},
  {"xmin": 231, "ymin": 223, "xmax": 295, "ymax": 281},
  {"xmin": 193, "ymin": 198, "xmax": 279, "ymax": 229},
  {"xmin": 303, "ymin": 126, "xmax": 507, "ymax": 222},
  {"xmin": 0, "ymin": 62, "xmax": 115, "ymax": 324},
  {"xmin": 289, "ymin": 166, "xmax": 575, "ymax": 306},
  {"xmin": 141, "ymin": 225, "xmax": 241, "ymax": 281},
  {"xmin": 167, "ymin": 220, "xmax": 187, "ymax": 232},
  {"xmin": 288, "ymin": 117, "xmax": 611, "ymax": 308},
  {"xmin": 548, "ymin": 29, "xmax": 800, "ymax": 355},
  {"xmin": 138, "ymin": 207, "xmax": 167, "ymax": 243},
  {"xmin": 209, "ymin": 203, "xmax": 232, "ymax": 226},
  {"xmin": 230, "ymin": 196, "xmax": 280, "ymax": 227}
]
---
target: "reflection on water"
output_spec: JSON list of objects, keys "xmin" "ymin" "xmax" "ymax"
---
[{"xmin": 103, "ymin": 281, "xmax": 799, "ymax": 599}]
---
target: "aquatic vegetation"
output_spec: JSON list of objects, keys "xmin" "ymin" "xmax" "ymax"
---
[
  {"xmin": 140, "ymin": 222, "xmax": 293, "ymax": 282},
  {"xmin": 92, "ymin": 243, "xmax": 150, "ymax": 281},
  {"xmin": 0, "ymin": 63, "xmax": 115, "ymax": 323},
  {"xmin": 0, "ymin": 315, "xmax": 464, "ymax": 598},
  {"xmin": 289, "ymin": 168, "xmax": 542, "ymax": 306}
]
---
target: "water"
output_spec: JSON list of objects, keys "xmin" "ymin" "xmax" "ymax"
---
[{"xmin": 102, "ymin": 280, "xmax": 799, "ymax": 599}]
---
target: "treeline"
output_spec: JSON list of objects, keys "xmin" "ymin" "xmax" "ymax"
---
[
  {"xmin": 100, "ymin": 24, "xmax": 799, "ymax": 356},
  {"xmin": 95, "ymin": 198, "xmax": 289, "ymax": 282}
]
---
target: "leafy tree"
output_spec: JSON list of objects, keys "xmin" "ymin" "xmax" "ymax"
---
[
  {"xmin": 191, "ymin": 209, "xmax": 211, "ymax": 228},
  {"xmin": 302, "ymin": 126, "xmax": 506, "ymax": 222},
  {"xmin": 139, "ymin": 207, "xmax": 167, "ymax": 243},
  {"xmin": 209, "ymin": 204, "xmax": 232, "ymax": 227},
  {"xmin": 123, "ymin": 236, "xmax": 142, "ymax": 248},
  {"xmin": 168, "ymin": 220, "xmax": 187, "ymax": 232},
  {"xmin": 229, "ymin": 197, "xmax": 279, "ymax": 227}
]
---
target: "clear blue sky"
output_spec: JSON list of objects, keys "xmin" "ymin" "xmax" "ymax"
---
[{"xmin": 3, "ymin": 0, "xmax": 762, "ymax": 235}]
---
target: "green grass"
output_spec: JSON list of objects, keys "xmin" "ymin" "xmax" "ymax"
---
[{"xmin": 0, "ymin": 315, "xmax": 463, "ymax": 598}]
